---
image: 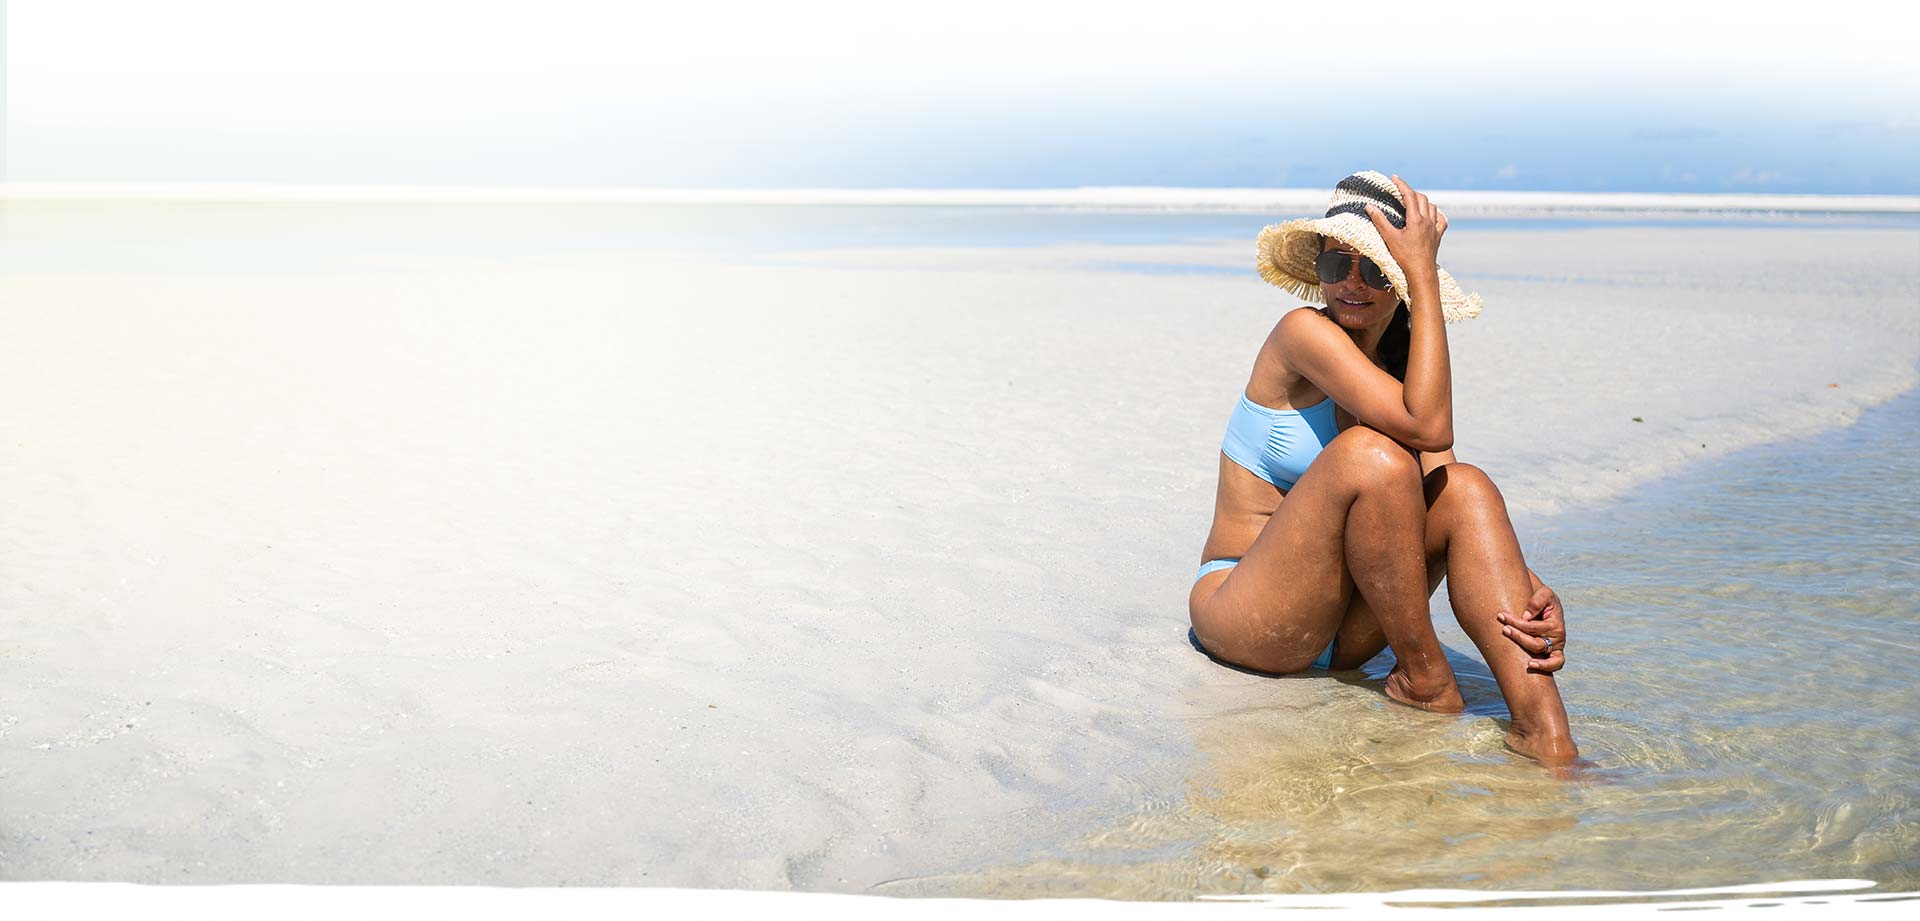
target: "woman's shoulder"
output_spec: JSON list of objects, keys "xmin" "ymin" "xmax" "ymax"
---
[
  {"xmin": 1272, "ymin": 304, "xmax": 1331, "ymax": 334},
  {"xmin": 1266, "ymin": 305, "xmax": 1337, "ymax": 354},
  {"xmin": 1261, "ymin": 305, "xmax": 1370, "ymax": 401},
  {"xmin": 1248, "ymin": 307, "xmax": 1326, "ymax": 400}
]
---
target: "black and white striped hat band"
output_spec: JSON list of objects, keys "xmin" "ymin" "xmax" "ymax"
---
[
  {"xmin": 1322, "ymin": 173, "xmax": 1407, "ymax": 229},
  {"xmin": 1253, "ymin": 169, "xmax": 1484, "ymax": 323}
]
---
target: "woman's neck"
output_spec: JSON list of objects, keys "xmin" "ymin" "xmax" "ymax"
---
[
  {"xmin": 1321, "ymin": 305, "xmax": 1391, "ymax": 358},
  {"xmin": 1345, "ymin": 321, "xmax": 1390, "ymax": 360}
]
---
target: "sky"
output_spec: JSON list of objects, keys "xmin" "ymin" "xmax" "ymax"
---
[{"xmin": 5, "ymin": 0, "xmax": 1920, "ymax": 193}]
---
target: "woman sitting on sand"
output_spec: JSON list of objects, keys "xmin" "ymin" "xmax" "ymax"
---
[{"xmin": 1188, "ymin": 172, "xmax": 1576, "ymax": 764}]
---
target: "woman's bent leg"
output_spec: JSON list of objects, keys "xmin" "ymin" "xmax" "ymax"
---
[
  {"xmin": 1190, "ymin": 427, "xmax": 1461, "ymax": 710},
  {"xmin": 1322, "ymin": 553, "xmax": 1447, "ymax": 670},
  {"xmin": 1424, "ymin": 463, "xmax": 1577, "ymax": 762}
]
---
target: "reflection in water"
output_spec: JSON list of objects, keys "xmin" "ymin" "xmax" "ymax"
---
[{"xmin": 884, "ymin": 386, "xmax": 1920, "ymax": 900}]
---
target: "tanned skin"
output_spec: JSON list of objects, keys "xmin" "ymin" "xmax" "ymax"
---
[{"xmin": 1189, "ymin": 175, "xmax": 1576, "ymax": 765}]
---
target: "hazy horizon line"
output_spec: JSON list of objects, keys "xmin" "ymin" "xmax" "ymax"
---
[{"xmin": 5, "ymin": 182, "xmax": 1920, "ymax": 215}]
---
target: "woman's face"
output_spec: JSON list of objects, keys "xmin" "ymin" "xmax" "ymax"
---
[{"xmin": 1319, "ymin": 236, "xmax": 1400, "ymax": 331}]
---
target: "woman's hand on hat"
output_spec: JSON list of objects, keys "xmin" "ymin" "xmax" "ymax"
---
[{"xmin": 1366, "ymin": 174, "xmax": 1446, "ymax": 281}]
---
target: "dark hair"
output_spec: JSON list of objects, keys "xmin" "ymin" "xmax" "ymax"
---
[{"xmin": 1377, "ymin": 301, "xmax": 1412, "ymax": 382}]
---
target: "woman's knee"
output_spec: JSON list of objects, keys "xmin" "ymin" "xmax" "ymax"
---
[
  {"xmin": 1324, "ymin": 426, "xmax": 1423, "ymax": 494},
  {"xmin": 1426, "ymin": 462, "xmax": 1508, "ymax": 514}
]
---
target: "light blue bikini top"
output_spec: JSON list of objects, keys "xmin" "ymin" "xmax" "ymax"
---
[{"xmin": 1220, "ymin": 391, "xmax": 1339, "ymax": 491}]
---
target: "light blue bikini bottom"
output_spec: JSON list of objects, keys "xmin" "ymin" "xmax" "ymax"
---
[{"xmin": 1192, "ymin": 557, "xmax": 1337, "ymax": 669}]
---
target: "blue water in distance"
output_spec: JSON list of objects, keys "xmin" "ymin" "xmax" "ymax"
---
[{"xmin": 2, "ymin": 201, "xmax": 1914, "ymax": 276}]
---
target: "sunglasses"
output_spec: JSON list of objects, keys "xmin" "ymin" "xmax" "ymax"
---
[{"xmin": 1314, "ymin": 250, "xmax": 1394, "ymax": 291}]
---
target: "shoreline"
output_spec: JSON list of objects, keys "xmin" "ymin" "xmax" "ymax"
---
[
  {"xmin": 1521, "ymin": 362, "xmax": 1920, "ymax": 527},
  {"xmin": 908, "ymin": 362, "xmax": 1920, "ymax": 899}
]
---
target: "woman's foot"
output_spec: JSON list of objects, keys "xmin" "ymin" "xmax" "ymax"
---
[
  {"xmin": 1505, "ymin": 721, "xmax": 1578, "ymax": 765},
  {"xmin": 1384, "ymin": 664, "xmax": 1464, "ymax": 713}
]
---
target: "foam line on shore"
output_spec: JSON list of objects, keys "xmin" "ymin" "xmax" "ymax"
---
[{"xmin": 3, "ymin": 182, "xmax": 1918, "ymax": 215}]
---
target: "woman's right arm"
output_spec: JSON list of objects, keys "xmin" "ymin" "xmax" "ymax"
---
[{"xmin": 1277, "ymin": 175, "xmax": 1454, "ymax": 452}]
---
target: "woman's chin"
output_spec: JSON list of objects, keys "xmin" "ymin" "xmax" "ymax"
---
[{"xmin": 1326, "ymin": 301, "xmax": 1380, "ymax": 327}]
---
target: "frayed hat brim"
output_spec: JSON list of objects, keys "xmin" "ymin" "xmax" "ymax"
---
[{"xmin": 1256, "ymin": 214, "xmax": 1483, "ymax": 324}]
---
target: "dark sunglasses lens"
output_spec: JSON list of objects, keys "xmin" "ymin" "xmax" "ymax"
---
[
  {"xmin": 1358, "ymin": 257, "xmax": 1393, "ymax": 290},
  {"xmin": 1313, "ymin": 252, "xmax": 1351, "ymax": 285}
]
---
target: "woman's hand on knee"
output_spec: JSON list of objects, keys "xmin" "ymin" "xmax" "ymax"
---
[{"xmin": 1498, "ymin": 583, "xmax": 1567, "ymax": 673}]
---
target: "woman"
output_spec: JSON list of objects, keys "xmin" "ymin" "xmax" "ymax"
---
[{"xmin": 1188, "ymin": 172, "xmax": 1576, "ymax": 764}]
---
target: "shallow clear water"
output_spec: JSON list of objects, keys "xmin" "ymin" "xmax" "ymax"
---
[{"xmin": 892, "ymin": 383, "xmax": 1920, "ymax": 898}]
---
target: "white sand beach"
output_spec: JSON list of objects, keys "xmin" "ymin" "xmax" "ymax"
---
[{"xmin": 0, "ymin": 209, "xmax": 1915, "ymax": 891}]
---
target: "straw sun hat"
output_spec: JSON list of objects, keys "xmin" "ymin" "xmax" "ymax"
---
[{"xmin": 1256, "ymin": 170, "xmax": 1484, "ymax": 323}]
